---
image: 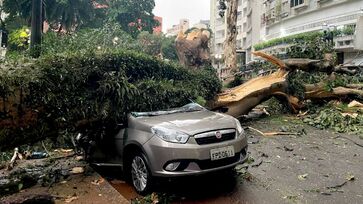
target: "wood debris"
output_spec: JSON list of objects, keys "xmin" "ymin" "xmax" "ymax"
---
[
  {"xmin": 7, "ymin": 147, "xmax": 23, "ymax": 170},
  {"xmin": 65, "ymin": 196, "xmax": 79, "ymax": 203},
  {"xmin": 70, "ymin": 167, "xmax": 85, "ymax": 174},
  {"xmin": 348, "ymin": 100, "xmax": 363, "ymax": 109},
  {"xmin": 248, "ymin": 127, "xmax": 300, "ymax": 137}
]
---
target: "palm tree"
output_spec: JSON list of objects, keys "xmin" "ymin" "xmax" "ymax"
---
[
  {"xmin": 45, "ymin": 0, "xmax": 97, "ymax": 33},
  {"xmin": 3, "ymin": 0, "xmax": 102, "ymax": 33}
]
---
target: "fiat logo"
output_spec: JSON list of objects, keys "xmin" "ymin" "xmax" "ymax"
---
[{"xmin": 215, "ymin": 131, "xmax": 222, "ymax": 139}]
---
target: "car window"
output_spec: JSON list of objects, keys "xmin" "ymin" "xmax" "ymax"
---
[{"xmin": 131, "ymin": 103, "xmax": 205, "ymax": 117}]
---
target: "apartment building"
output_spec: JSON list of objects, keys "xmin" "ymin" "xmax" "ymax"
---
[
  {"xmin": 193, "ymin": 20, "xmax": 210, "ymax": 29},
  {"xmin": 210, "ymin": 0, "xmax": 363, "ymax": 70},
  {"xmin": 260, "ymin": 0, "xmax": 363, "ymax": 64},
  {"xmin": 0, "ymin": 0, "xmax": 8, "ymax": 59},
  {"xmin": 210, "ymin": 0, "xmax": 263, "ymax": 69},
  {"xmin": 166, "ymin": 19, "xmax": 190, "ymax": 37}
]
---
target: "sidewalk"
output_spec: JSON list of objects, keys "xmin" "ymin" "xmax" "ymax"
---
[{"xmin": 1, "ymin": 171, "xmax": 129, "ymax": 204}]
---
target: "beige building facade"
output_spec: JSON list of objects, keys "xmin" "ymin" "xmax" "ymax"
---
[{"xmin": 166, "ymin": 19, "xmax": 190, "ymax": 37}]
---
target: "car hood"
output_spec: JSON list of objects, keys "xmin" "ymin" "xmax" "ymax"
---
[{"xmin": 129, "ymin": 110, "xmax": 237, "ymax": 135}]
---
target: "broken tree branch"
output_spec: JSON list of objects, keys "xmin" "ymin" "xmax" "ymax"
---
[
  {"xmin": 7, "ymin": 147, "xmax": 19, "ymax": 170},
  {"xmin": 346, "ymin": 84, "xmax": 363, "ymax": 89},
  {"xmin": 248, "ymin": 127, "xmax": 265, "ymax": 136},
  {"xmin": 248, "ymin": 127, "xmax": 300, "ymax": 137}
]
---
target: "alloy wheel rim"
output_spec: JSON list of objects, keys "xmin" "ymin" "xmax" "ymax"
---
[{"xmin": 131, "ymin": 156, "xmax": 148, "ymax": 192}]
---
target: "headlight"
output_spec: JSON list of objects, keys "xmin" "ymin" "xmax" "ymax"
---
[
  {"xmin": 235, "ymin": 119, "xmax": 244, "ymax": 137},
  {"xmin": 151, "ymin": 126, "xmax": 190, "ymax": 144}
]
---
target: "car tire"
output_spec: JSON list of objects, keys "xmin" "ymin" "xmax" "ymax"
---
[{"xmin": 129, "ymin": 152, "xmax": 153, "ymax": 195}]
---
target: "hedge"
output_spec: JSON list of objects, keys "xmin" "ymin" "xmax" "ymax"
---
[
  {"xmin": 0, "ymin": 50, "xmax": 221, "ymax": 150},
  {"xmin": 254, "ymin": 31, "xmax": 324, "ymax": 51},
  {"xmin": 254, "ymin": 25, "xmax": 356, "ymax": 51}
]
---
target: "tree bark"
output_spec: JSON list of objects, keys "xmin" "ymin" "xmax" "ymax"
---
[
  {"xmin": 209, "ymin": 69, "xmax": 289, "ymax": 117},
  {"xmin": 223, "ymin": 0, "xmax": 238, "ymax": 73},
  {"xmin": 30, "ymin": 0, "xmax": 42, "ymax": 58}
]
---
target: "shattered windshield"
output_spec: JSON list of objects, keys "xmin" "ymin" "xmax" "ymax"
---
[{"xmin": 131, "ymin": 103, "xmax": 206, "ymax": 117}]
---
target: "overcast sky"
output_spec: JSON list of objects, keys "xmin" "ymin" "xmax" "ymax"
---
[{"xmin": 153, "ymin": 0, "xmax": 210, "ymax": 32}]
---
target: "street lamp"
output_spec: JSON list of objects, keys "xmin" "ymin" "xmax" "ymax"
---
[{"xmin": 215, "ymin": 53, "xmax": 222, "ymax": 78}]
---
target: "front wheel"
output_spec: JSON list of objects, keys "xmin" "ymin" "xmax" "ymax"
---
[{"xmin": 130, "ymin": 153, "xmax": 152, "ymax": 195}]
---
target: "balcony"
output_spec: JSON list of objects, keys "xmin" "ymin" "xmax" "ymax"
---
[
  {"xmin": 216, "ymin": 23, "xmax": 226, "ymax": 31},
  {"xmin": 291, "ymin": 0, "xmax": 309, "ymax": 10},
  {"xmin": 317, "ymin": 0, "xmax": 332, "ymax": 4},
  {"xmin": 258, "ymin": 43, "xmax": 292, "ymax": 56},
  {"xmin": 215, "ymin": 37, "xmax": 225, "ymax": 44},
  {"xmin": 334, "ymin": 35, "xmax": 355, "ymax": 51}
]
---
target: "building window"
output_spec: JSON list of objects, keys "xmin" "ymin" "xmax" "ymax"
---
[
  {"xmin": 238, "ymin": 11, "xmax": 242, "ymax": 20},
  {"xmin": 290, "ymin": 0, "xmax": 304, "ymax": 7}
]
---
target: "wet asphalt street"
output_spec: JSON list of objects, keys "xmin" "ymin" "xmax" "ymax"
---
[{"xmin": 97, "ymin": 116, "xmax": 363, "ymax": 204}]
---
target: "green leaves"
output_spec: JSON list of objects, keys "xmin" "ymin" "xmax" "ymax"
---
[
  {"xmin": 41, "ymin": 23, "xmax": 140, "ymax": 57},
  {"xmin": 107, "ymin": 0, "xmax": 158, "ymax": 38},
  {"xmin": 303, "ymin": 107, "xmax": 363, "ymax": 134},
  {"xmin": 0, "ymin": 49, "xmax": 221, "ymax": 150},
  {"xmin": 254, "ymin": 31, "xmax": 324, "ymax": 51}
]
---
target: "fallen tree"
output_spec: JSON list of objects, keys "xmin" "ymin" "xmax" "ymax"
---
[{"xmin": 208, "ymin": 51, "xmax": 363, "ymax": 118}]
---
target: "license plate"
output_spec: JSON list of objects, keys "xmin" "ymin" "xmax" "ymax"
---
[{"xmin": 210, "ymin": 146, "xmax": 235, "ymax": 161}]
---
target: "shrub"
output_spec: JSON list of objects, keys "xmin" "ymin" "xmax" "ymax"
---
[
  {"xmin": 41, "ymin": 23, "xmax": 140, "ymax": 57},
  {"xmin": 7, "ymin": 27, "xmax": 30, "ymax": 51},
  {"xmin": 254, "ymin": 31, "xmax": 324, "ymax": 51},
  {"xmin": 0, "ymin": 50, "xmax": 221, "ymax": 150}
]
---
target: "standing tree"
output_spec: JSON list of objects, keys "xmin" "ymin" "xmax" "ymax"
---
[
  {"xmin": 45, "ymin": 0, "xmax": 99, "ymax": 33},
  {"xmin": 2, "ymin": 0, "xmax": 32, "ymax": 23},
  {"xmin": 106, "ymin": 0, "xmax": 158, "ymax": 38},
  {"xmin": 161, "ymin": 36, "xmax": 178, "ymax": 61},
  {"xmin": 30, "ymin": 0, "xmax": 42, "ymax": 57},
  {"xmin": 218, "ymin": 0, "xmax": 238, "ymax": 73},
  {"xmin": 2, "ymin": 0, "xmax": 101, "ymax": 33},
  {"xmin": 2, "ymin": 0, "xmax": 32, "ymax": 32},
  {"xmin": 137, "ymin": 31, "xmax": 163, "ymax": 56}
]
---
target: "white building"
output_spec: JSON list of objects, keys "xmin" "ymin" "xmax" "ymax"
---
[
  {"xmin": 0, "ymin": 0, "xmax": 8, "ymax": 59},
  {"xmin": 260, "ymin": 0, "xmax": 363, "ymax": 64},
  {"xmin": 166, "ymin": 19, "xmax": 190, "ymax": 37},
  {"xmin": 210, "ymin": 0, "xmax": 363, "ymax": 71},
  {"xmin": 193, "ymin": 20, "xmax": 210, "ymax": 29},
  {"xmin": 210, "ymin": 0, "xmax": 263, "ymax": 68}
]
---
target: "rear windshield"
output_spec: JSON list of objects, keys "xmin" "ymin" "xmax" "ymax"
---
[{"xmin": 131, "ymin": 103, "xmax": 205, "ymax": 117}]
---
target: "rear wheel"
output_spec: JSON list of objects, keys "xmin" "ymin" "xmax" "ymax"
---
[{"xmin": 129, "ymin": 153, "xmax": 152, "ymax": 195}]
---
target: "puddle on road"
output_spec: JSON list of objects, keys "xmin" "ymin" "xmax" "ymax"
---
[{"xmin": 109, "ymin": 179, "xmax": 140, "ymax": 200}]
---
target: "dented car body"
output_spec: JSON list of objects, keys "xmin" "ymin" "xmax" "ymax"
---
[{"xmin": 84, "ymin": 103, "xmax": 248, "ymax": 194}]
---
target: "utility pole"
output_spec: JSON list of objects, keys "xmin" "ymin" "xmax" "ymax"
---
[{"xmin": 30, "ymin": 0, "xmax": 42, "ymax": 58}]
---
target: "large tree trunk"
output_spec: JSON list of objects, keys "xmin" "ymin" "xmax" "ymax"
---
[
  {"xmin": 223, "ymin": 0, "xmax": 238, "ymax": 73},
  {"xmin": 30, "ymin": 0, "xmax": 42, "ymax": 58},
  {"xmin": 209, "ymin": 52, "xmax": 362, "ymax": 118}
]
